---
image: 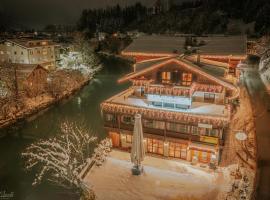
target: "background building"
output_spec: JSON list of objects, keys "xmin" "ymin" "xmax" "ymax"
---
[{"xmin": 0, "ymin": 39, "xmax": 57, "ymax": 70}]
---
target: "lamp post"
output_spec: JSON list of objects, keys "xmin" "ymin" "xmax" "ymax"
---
[{"xmin": 234, "ymin": 131, "xmax": 247, "ymax": 178}]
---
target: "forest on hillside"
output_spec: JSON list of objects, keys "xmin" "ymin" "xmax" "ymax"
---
[{"xmin": 77, "ymin": 0, "xmax": 270, "ymax": 37}]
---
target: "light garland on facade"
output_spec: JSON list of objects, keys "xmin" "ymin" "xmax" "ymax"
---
[
  {"xmin": 121, "ymin": 51, "xmax": 175, "ymax": 58},
  {"xmin": 133, "ymin": 83, "xmax": 224, "ymax": 97},
  {"xmin": 101, "ymin": 102, "xmax": 230, "ymax": 127}
]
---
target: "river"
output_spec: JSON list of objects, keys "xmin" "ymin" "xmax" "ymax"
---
[{"xmin": 0, "ymin": 57, "xmax": 131, "ymax": 200}]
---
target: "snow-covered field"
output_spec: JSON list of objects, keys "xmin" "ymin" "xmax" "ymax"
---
[{"xmin": 84, "ymin": 151, "xmax": 228, "ymax": 200}]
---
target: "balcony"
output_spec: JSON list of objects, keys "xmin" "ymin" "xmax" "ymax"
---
[
  {"xmin": 101, "ymin": 89, "xmax": 230, "ymax": 127},
  {"xmin": 104, "ymin": 120, "xmax": 224, "ymax": 146}
]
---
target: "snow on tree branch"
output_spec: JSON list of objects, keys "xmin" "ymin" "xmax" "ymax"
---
[{"xmin": 22, "ymin": 121, "xmax": 111, "ymax": 199}]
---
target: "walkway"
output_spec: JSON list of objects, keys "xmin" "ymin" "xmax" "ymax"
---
[{"xmin": 243, "ymin": 67, "xmax": 270, "ymax": 200}]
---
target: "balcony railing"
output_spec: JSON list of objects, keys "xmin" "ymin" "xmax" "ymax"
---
[
  {"xmin": 104, "ymin": 121, "xmax": 224, "ymax": 146},
  {"xmin": 101, "ymin": 102, "xmax": 230, "ymax": 127}
]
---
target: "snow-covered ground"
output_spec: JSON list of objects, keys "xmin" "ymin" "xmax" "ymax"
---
[{"xmin": 84, "ymin": 150, "xmax": 232, "ymax": 200}]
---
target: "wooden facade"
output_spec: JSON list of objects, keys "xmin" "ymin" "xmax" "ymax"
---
[
  {"xmin": 16, "ymin": 64, "xmax": 49, "ymax": 97},
  {"xmin": 102, "ymin": 46, "xmax": 240, "ymax": 165}
]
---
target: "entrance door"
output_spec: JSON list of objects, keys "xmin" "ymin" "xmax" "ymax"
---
[{"xmin": 109, "ymin": 132, "xmax": 120, "ymax": 147}]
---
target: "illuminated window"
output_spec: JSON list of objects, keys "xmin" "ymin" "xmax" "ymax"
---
[
  {"xmin": 182, "ymin": 73, "xmax": 192, "ymax": 86},
  {"xmin": 161, "ymin": 72, "xmax": 171, "ymax": 84},
  {"xmin": 204, "ymin": 93, "xmax": 215, "ymax": 103},
  {"xmin": 126, "ymin": 135, "xmax": 132, "ymax": 143},
  {"xmin": 0, "ymin": 51, "xmax": 3, "ymax": 54},
  {"xmin": 42, "ymin": 49, "xmax": 47, "ymax": 55},
  {"xmin": 169, "ymin": 142, "xmax": 187, "ymax": 159},
  {"xmin": 147, "ymin": 139, "xmax": 163, "ymax": 155},
  {"xmin": 201, "ymin": 151, "xmax": 208, "ymax": 162},
  {"xmin": 105, "ymin": 114, "xmax": 115, "ymax": 122}
]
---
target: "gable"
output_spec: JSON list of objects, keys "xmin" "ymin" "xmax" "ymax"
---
[{"xmin": 119, "ymin": 58, "xmax": 236, "ymax": 91}]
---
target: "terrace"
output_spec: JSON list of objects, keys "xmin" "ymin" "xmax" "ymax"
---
[{"xmin": 101, "ymin": 88, "xmax": 230, "ymax": 127}]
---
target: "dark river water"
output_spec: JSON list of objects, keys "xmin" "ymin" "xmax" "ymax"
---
[{"xmin": 0, "ymin": 57, "xmax": 130, "ymax": 200}]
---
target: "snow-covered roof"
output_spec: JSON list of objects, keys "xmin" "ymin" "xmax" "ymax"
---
[
  {"xmin": 122, "ymin": 35, "xmax": 247, "ymax": 56},
  {"xmin": 119, "ymin": 57, "xmax": 237, "ymax": 93},
  {"xmin": 123, "ymin": 35, "xmax": 186, "ymax": 55}
]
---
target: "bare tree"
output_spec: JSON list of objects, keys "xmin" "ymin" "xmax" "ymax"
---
[{"xmin": 22, "ymin": 121, "xmax": 111, "ymax": 200}]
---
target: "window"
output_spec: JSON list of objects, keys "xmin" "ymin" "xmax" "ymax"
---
[
  {"xmin": 121, "ymin": 115, "xmax": 134, "ymax": 125},
  {"xmin": 201, "ymin": 151, "xmax": 208, "ymax": 162},
  {"xmin": 161, "ymin": 72, "xmax": 171, "ymax": 84},
  {"xmin": 42, "ymin": 49, "xmax": 47, "ymax": 55},
  {"xmin": 175, "ymin": 104, "xmax": 189, "ymax": 109},
  {"xmin": 182, "ymin": 73, "xmax": 192, "ymax": 86},
  {"xmin": 0, "ymin": 51, "xmax": 4, "ymax": 54},
  {"xmin": 126, "ymin": 135, "xmax": 132, "ymax": 143},
  {"xmin": 147, "ymin": 139, "xmax": 163, "ymax": 155},
  {"xmin": 21, "ymin": 51, "xmax": 23, "ymax": 55},
  {"xmin": 191, "ymin": 126, "xmax": 199, "ymax": 135},
  {"xmin": 163, "ymin": 102, "xmax": 174, "ymax": 109},
  {"xmin": 169, "ymin": 142, "xmax": 187, "ymax": 159},
  {"xmin": 14, "ymin": 51, "xmax": 17, "ymax": 55},
  {"xmin": 105, "ymin": 114, "xmax": 115, "ymax": 122},
  {"xmin": 151, "ymin": 101, "xmax": 162, "ymax": 107},
  {"xmin": 166, "ymin": 122, "xmax": 189, "ymax": 134},
  {"xmin": 205, "ymin": 128, "xmax": 219, "ymax": 137},
  {"xmin": 204, "ymin": 93, "xmax": 215, "ymax": 103},
  {"xmin": 144, "ymin": 119, "xmax": 165, "ymax": 130}
]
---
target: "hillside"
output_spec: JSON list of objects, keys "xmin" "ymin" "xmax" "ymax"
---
[{"xmin": 77, "ymin": 0, "xmax": 270, "ymax": 36}]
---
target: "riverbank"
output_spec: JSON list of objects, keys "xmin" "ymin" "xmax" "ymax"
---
[{"xmin": 0, "ymin": 69, "xmax": 99, "ymax": 131}]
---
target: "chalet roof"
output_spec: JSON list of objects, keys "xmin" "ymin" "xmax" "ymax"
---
[
  {"xmin": 122, "ymin": 35, "xmax": 247, "ymax": 56},
  {"xmin": 135, "ymin": 56, "xmax": 174, "ymax": 72},
  {"xmin": 14, "ymin": 64, "xmax": 48, "ymax": 81},
  {"xmin": 6, "ymin": 39, "xmax": 56, "ymax": 49},
  {"xmin": 123, "ymin": 35, "xmax": 186, "ymax": 55},
  {"xmin": 198, "ymin": 36, "xmax": 247, "ymax": 56},
  {"xmin": 118, "ymin": 57, "xmax": 238, "ymax": 94}
]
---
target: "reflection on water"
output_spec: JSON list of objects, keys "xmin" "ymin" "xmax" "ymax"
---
[{"xmin": 0, "ymin": 62, "xmax": 131, "ymax": 200}]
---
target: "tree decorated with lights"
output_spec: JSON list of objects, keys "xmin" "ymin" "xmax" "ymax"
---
[{"xmin": 22, "ymin": 121, "xmax": 111, "ymax": 200}]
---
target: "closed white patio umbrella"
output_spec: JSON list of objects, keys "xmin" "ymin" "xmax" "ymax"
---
[{"xmin": 131, "ymin": 113, "xmax": 145, "ymax": 175}]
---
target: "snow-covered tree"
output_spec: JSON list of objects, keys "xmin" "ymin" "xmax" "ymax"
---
[{"xmin": 22, "ymin": 121, "xmax": 112, "ymax": 200}]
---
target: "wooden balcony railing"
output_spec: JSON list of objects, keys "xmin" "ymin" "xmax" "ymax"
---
[
  {"xmin": 101, "ymin": 102, "xmax": 230, "ymax": 127},
  {"xmin": 104, "ymin": 121, "xmax": 224, "ymax": 146}
]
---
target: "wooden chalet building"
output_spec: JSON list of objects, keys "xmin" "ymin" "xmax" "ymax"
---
[
  {"xmin": 101, "ymin": 35, "xmax": 245, "ymax": 165},
  {"xmin": 16, "ymin": 64, "xmax": 49, "ymax": 97}
]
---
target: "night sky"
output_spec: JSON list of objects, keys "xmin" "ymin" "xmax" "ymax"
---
[{"xmin": 0, "ymin": 0, "xmax": 156, "ymax": 28}]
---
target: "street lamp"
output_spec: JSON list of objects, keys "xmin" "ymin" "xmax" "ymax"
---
[{"xmin": 234, "ymin": 131, "xmax": 248, "ymax": 179}]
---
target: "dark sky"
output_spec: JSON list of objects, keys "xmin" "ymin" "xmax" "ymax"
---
[{"xmin": 0, "ymin": 0, "xmax": 156, "ymax": 29}]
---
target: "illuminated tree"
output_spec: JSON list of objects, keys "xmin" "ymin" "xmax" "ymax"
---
[{"xmin": 22, "ymin": 121, "xmax": 111, "ymax": 200}]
